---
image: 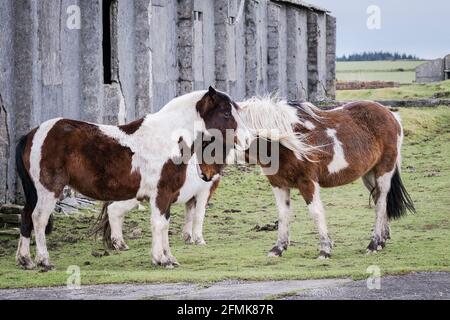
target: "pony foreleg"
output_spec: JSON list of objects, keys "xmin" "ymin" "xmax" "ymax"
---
[
  {"xmin": 32, "ymin": 195, "xmax": 58, "ymax": 271},
  {"xmin": 182, "ymin": 199, "xmax": 196, "ymax": 244},
  {"xmin": 268, "ymin": 187, "xmax": 291, "ymax": 257},
  {"xmin": 108, "ymin": 199, "xmax": 140, "ymax": 251},
  {"xmin": 150, "ymin": 200, "xmax": 178, "ymax": 268},
  {"xmin": 303, "ymin": 182, "xmax": 332, "ymax": 259},
  {"xmin": 192, "ymin": 192, "xmax": 209, "ymax": 245}
]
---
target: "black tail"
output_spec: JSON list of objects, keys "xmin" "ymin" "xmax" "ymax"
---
[
  {"xmin": 15, "ymin": 135, "xmax": 53, "ymax": 236},
  {"xmin": 91, "ymin": 201, "xmax": 113, "ymax": 249},
  {"xmin": 387, "ymin": 167, "xmax": 416, "ymax": 220}
]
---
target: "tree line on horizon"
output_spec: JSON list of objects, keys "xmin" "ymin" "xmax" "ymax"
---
[{"xmin": 337, "ymin": 51, "xmax": 421, "ymax": 62}]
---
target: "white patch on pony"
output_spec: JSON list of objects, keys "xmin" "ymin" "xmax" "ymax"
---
[
  {"xmin": 97, "ymin": 91, "xmax": 208, "ymax": 200},
  {"xmin": 191, "ymin": 190, "xmax": 209, "ymax": 245},
  {"xmin": 28, "ymin": 118, "xmax": 62, "ymax": 264},
  {"xmin": 16, "ymin": 236, "xmax": 31, "ymax": 258},
  {"xmin": 326, "ymin": 128, "xmax": 349, "ymax": 174},
  {"xmin": 108, "ymin": 199, "xmax": 139, "ymax": 249},
  {"xmin": 272, "ymin": 187, "xmax": 291, "ymax": 250},
  {"xmin": 29, "ymin": 118, "xmax": 63, "ymax": 194},
  {"xmin": 177, "ymin": 157, "xmax": 214, "ymax": 203},
  {"xmin": 372, "ymin": 169, "xmax": 395, "ymax": 247},
  {"xmin": 307, "ymin": 181, "xmax": 331, "ymax": 256},
  {"xmin": 304, "ymin": 120, "xmax": 316, "ymax": 130},
  {"xmin": 392, "ymin": 112, "xmax": 404, "ymax": 170}
]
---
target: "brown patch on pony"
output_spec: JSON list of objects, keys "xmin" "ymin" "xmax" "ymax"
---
[
  {"xmin": 156, "ymin": 159, "xmax": 187, "ymax": 219},
  {"xmin": 39, "ymin": 119, "xmax": 141, "ymax": 201},
  {"xmin": 118, "ymin": 118, "xmax": 144, "ymax": 135}
]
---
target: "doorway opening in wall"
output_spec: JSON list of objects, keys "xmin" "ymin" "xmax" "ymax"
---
[{"xmin": 102, "ymin": 0, "xmax": 116, "ymax": 84}]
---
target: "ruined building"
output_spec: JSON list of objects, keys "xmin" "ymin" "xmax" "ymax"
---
[
  {"xmin": 0, "ymin": 0, "xmax": 336, "ymax": 204},
  {"xmin": 416, "ymin": 54, "xmax": 450, "ymax": 83}
]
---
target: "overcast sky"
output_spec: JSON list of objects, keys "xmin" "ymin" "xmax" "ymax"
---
[{"xmin": 310, "ymin": 0, "xmax": 450, "ymax": 59}]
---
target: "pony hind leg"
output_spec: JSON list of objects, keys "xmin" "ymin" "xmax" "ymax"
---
[
  {"xmin": 300, "ymin": 181, "xmax": 333, "ymax": 259},
  {"xmin": 363, "ymin": 171, "xmax": 391, "ymax": 243},
  {"xmin": 16, "ymin": 202, "xmax": 35, "ymax": 270},
  {"xmin": 268, "ymin": 187, "xmax": 291, "ymax": 257},
  {"xmin": 192, "ymin": 191, "xmax": 209, "ymax": 245},
  {"xmin": 367, "ymin": 168, "xmax": 395, "ymax": 253},
  {"xmin": 106, "ymin": 199, "xmax": 139, "ymax": 251},
  {"xmin": 32, "ymin": 191, "xmax": 58, "ymax": 271},
  {"xmin": 182, "ymin": 198, "xmax": 196, "ymax": 244}
]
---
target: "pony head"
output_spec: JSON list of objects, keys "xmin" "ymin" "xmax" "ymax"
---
[{"xmin": 195, "ymin": 87, "xmax": 251, "ymax": 181}]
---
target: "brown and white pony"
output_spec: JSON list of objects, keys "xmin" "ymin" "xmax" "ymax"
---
[
  {"xmin": 237, "ymin": 97, "xmax": 415, "ymax": 258},
  {"xmin": 15, "ymin": 87, "xmax": 249, "ymax": 270}
]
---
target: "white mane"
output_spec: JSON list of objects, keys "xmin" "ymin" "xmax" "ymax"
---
[{"xmin": 238, "ymin": 96, "xmax": 322, "ymax": 160}]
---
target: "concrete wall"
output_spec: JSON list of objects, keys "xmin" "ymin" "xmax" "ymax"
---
[
  {"xmin": 0, "ymin": 0, "xmax": 336, "ymax": 204},
  {"xmin": 245, "ymin": 0, "xmax": 268, "ymax": 97},
  {"xmin": 0, "ymin": 0, "xmax": 15, "ymax": 204},
  {"xmin": 214, "ymin": 0, "xmax": 246, "ymax": 101},
  {"xmin": 325, "ymin": 15, "xmax": 337, "ymax": 99},
  {"xmin": 267, "ymin": 2, "xmax": 288, "ymax": 98},
  {"xmin": 307, "ymin": 11, "xmax": 327, "ymax": 101},
  {"xmin": 151, "ymin": 0, "xmax": 178, "ymax": 111},
  {"xmin": 416, "ymin": 59, "xmax": 445, "ymax": 83},
  {"xmin": 286, "ymin": 6, "xmax": 308, "ymax": 100}
]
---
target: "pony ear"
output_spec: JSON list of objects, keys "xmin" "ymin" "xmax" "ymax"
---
[{"xmin": 208, "ymin": 86, "xmax": 217, "ymax": 97}]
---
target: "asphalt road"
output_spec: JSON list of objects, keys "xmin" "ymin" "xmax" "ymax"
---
[{"xmin": 0, "ymin": 272, "xmax": 448, "ymax": 300}]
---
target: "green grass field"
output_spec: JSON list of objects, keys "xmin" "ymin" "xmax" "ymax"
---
[
  {"xmin": 0, "ymin": 107, "xmax": 449, "ymax": 289},
  {"xmin": 337, "ymin": 80, "xmax": 450, "ymax": 101},
  {"xmin": 337, "ymin": 60, "xmax": 425, "ymax": 84}
]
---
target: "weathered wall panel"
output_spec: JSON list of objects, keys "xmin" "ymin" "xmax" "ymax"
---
[
  {"xmin": 0, "ymin": 0, "xmax": 15, "ymax": 204},
  {"xmin": 245, "ymin": 0, "xmax": 268, "ymax": 97},
  {"xmin": 325, "ymin": 14, "xmax": 336, "ymax": 99},
  {"xmin": 134, "ymin": 0, "xmax": 153, "ymax": 117},
  {"xmin": 214, "ymin": 0, "xmax": 246, "ymax": 101},
  {"xmin": 80, "ymin": 0, "xmax": 104, "ymax": 123},
  {"xmin": 61, "ymin": 0, "xmax": 82, "ymax": 120},
  {"xmin": 286, "ymin": 5, "xmax": 308, "ymax": 100},
  {"xmin": 151, "ymin": 0, "xmax": 178, "ymax": 111},
  {"xmin": 267, "ymin": 2, "xmax": 288, "ymax": 97}
]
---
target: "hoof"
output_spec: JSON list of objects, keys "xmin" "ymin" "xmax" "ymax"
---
[
  {"xmin": 317, "ymin": 251, "xmax": 331, "ymax": 259},
  {"xmin": 152, "ymin": 255, "xmax": 179, "ymax": 268},
  {"xmin": 16, "ymin": 256, "xmax": 36, "ymax": 270},
  {"xmin": 167, "ymin": 255, "xmax": 180, "ymax": 267},
  {"xmin": 367, "ymin": 237, "xmax": 385, "ymax": 253},
  {"xmin": 36, "ymin": 257, "xmax": 55, "ymax": 272},
  {"xmin": 193, "ymin": 237, "xmax": 206, "ymax": 245},
  {"xmin": 38, "ymin": 263, "xmax": 55, "ymax": 272},
  {"xmin": 183, "ymin": 233, "xmax": 193, "ymax": 244},
  {"xmin": 268, "ymin": 246, "xmax": 283, "ymax": 257},
  {"xmin": 112, "ymin": 238, "xmax": 129, "ymax": 251}
]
